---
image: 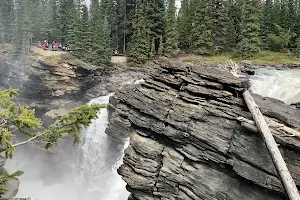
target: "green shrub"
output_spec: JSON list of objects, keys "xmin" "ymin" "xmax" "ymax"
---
[
  {"xmin": 267, "ymin": 24, "xmax": 296, "ymax": 51},
  {"xmin": 237, "ymin": 38, "xmax": 260, "ymax": 58}
]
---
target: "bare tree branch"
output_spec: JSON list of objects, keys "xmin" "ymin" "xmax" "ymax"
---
[
  {"xmin": 12, "ymin": 132, "xmax": 44, "ymax": 148},
  {"xmin": 218, "ymin": 60, "xmax": 246, "ymax": 78}
]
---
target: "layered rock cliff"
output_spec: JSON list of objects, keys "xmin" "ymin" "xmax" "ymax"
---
[{"xmin": 106, "ymin": 58, "xmax": 300, "ymax": 200}]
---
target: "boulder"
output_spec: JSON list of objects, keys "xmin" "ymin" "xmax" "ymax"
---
[{"xmin": 106, "ymin": 58, "xmax": 300, "ymax": 200}]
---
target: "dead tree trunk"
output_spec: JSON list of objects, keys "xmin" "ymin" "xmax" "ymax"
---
[{"xmin": 243, "ymin": 90, "xmax": 300, "ymax": 200}]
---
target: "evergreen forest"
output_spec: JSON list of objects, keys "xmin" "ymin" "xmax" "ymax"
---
[{"xmin": 1, "ymin": 0, "xmax": 300, "ymax": 66}]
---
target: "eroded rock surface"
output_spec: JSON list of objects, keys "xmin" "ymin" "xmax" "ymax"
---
[{"xmin": 106, "ymin": 58, "xmax": 300, "ymax": 200}]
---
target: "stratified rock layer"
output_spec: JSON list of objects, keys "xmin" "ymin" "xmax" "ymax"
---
[{"xmin": 106, "ymin": 58, "xmax": 300, "ymax": 200}]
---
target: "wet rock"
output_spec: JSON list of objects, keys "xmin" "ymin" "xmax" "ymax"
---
[
  {"xmin": 2, "ymin": 178, "xmax": 20, "ymax": 200},
  {"xmin": 84, "ymin": 63, "xmax": 157, "ymax": 101},
  {"xmin": 106, "ymin": 58, "xmax": 300, "ymax": 200},
  {"xmin": 291, "ymin": 102, "xmax": 300, "ymax": 109}
]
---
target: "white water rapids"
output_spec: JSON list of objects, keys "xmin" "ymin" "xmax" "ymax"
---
[
  {"xmin": 250, "ymin": 68, "xmax": 300, "ymax": 104},
  {"xmin": 5, "ymin": 94, "xmax": 130, "ymax": 200}
]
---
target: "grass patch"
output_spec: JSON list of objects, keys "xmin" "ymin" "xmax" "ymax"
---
[
  {"xmin": 41, "ymin": 53, "xmax": 78, "ymax": 66},
  {"xmin": 246, "ymin": 51, "xmax": 300, "ymax": 64},
  {"xmin": 43, "ymin": 55, "xmax": 63, "ymax": 65},
  {"xmin": 178, "ymin": 51, "xmax": 300, "ymax": 65},
  {"xmin": 178, "ymin": 52, "xmax": 237, "ymax": 64}
]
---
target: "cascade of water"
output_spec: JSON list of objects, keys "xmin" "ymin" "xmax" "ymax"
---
[
  {"xmin": 250, "ymin": 68, "xmax": 300, "ymax": 104},
  {"xmin": 5, "ymin": 94, "xmax": 129, "ymax": 200}
]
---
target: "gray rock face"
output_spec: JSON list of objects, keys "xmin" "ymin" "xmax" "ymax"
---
[
  {"xmin": 2, "ymin": 179, "xmax": 20, "ymax": 200},
  {"xmin": 37, "ymin": 59, "xmax": 103, "ymax": 98},
  {"xmin": 84, "ymin": 63, "xmax": 156, "ymax": 101},
  {"xmin": 0, "ymin": 155, "xmax": 20, "ymax": 200},
  {"xmin": 106, "ymin": 58, "xmax": 300, "ymax": 200}
]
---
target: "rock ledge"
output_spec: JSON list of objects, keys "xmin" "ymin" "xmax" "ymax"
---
[{"xmin": 106, "ymin": 58, "xmax": 300, "ymax": 200}]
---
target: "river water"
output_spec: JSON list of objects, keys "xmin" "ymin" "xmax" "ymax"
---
[
  {"xmin": 250, "ymin": 68, "xmax": 300, "ymax": 104},
  {"xmin": 5, "ymin": 95, "xmax": 129, "ymax": 200}
]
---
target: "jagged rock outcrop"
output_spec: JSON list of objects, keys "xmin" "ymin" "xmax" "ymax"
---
[
  {"xmin": 0, "ymin": 55, "xmax": 103, "ymax": 104},
  {"xmin": 106, "ymin": 58, "xmax": 300, "ymax": 200},
  {"xmin": 35, "ymin": 59, "xmax": 103, "ymax": 98},
  {"xmin": 84, "ymin": 63, "xmax": 157, "ymax": 100}
]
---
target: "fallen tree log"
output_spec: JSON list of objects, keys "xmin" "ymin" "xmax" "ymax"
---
[
  {"xmin": 243, "ymin": 90, "xmax": 300, "ymax": 200},
  {"xmin": 237, "ymin": 116, "xmax": 300, "ymax": 138}
]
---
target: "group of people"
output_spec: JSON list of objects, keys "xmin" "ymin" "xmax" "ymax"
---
[
  {"xmin": 37, "ymin": 40, "xmax": 126, "ymax": 55},
  {"xmin": 37, "ymin": 40, "xmax": 70, "ymax": 51}
]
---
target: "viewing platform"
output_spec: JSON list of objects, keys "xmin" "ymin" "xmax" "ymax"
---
[{"xmin": 33, "ymin": 46, "xmax": 127, "ymax": 64}]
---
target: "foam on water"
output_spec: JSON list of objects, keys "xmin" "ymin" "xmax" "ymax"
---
[
  {"xmin": 5, "ymin": 94, "xmax": 129, "ymax": 200},
  {"xmin": 250, "ymin": 68, "xmax": 300, "ymax": 104}
]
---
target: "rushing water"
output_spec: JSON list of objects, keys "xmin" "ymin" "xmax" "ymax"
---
[
  {"xmin": 5, "ymin": 95, "xmax": 129, "ymax": 200},
  {"xmin": 250, "ymin": 68, "xmax": 300, "ymax": 104}
]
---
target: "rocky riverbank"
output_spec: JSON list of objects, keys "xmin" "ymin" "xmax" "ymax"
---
[
  {"xmin": 106, "ymin": 58, "xmax": 300, "ymax": 200},
  {"xmin": 239, "ymin": 61, "xmax": 300, "ymax": 77}
]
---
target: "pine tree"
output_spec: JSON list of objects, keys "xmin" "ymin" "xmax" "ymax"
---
[
  {"xmin": 164, "ymin": 0, "xmax": 179, "ymax": 55},
  {"xmin": 129, "ymin": 0, "xmax": 151, "ymax": 65},
  {"xmin": 295, "ymin": 3, "xmax": 300, "ymax": 38},
  {"xmin": 293, "ymin": 37, "xmax": 300, "ymax": 57},
  {"xmin": 190, "ymin": 0, "xmax": 213, "ymax": 55},
  {"xmin": 225, "ymin": 17, "xmax": 237, "ymax": 51},
  {"xmin": 116, "ymin": 0, "xmax": 136, "ymax": 54},
  {"xmin": 96, "ymin": 17, "xmax": 112, "ymax": 65},
  {"xmin": 158, "ymin": 35, "xmax": 164, "ymax": 56},
  {"xmin": 147, "ymin": 0, "xmax": 165, "ymax": 53},
  {"xmin": 43, "ymin": 0, "xmax": 60, "ymax": 42},
  {"xmin": 279, "ymin": 0, "xmax": 288, "ymax": 29},
  {"xmin": 225, "ymin": 0, "xmax": 239, "ymax": 51},
  {"xmin": 267, "ymin": 24, "xmax": 295, "ymax": 51},
  {"xmin": 89, "ymin": 0, "xmax": 112, "ymax": 65},
  {"xmin": 237, "ymin": 0, "xmax": 261, "ymax": 58},
  {"xmin": 30, "ymin": 0, "xmax": 46, "ymax": 42},
  {"xmin": 228, "ymin": 0, "xmax": 243, "ymax": 46},
  {"xmin": 271, "ymin": 0, "xmax": 281, "ymax": 26},
  {"xmin": 12, "ymin": 0, "xmax": 35, "ymax": 55},
  {"xmin": 35, "ymin": 1, "xmax": 48, "ymax": 41},
  {"xmin": 150, "ymin": 37, "xmax": 156, "ymax": 57},
  {"xmin": 89, "ymin": 0, "xmax": 102, "ymax": 63},
  {"xmin": 261, "ymin": 0, "xmax": 273, "ymax": 48},
  {"xmin": 212, "ymin": 0, "xmax": 229, "ymax": 52},
  {"xmin": 66, "ymin": 2, "xmax": 81, "ymax": 57},
  {"xmin": 100, "ymin": 0, "xmax": 119, "ymax": 49},
  {"xmin": 80, "ymin": 4, "xmax": 91, "ymax": 61},
  {"xmin": 58, "ymin": 0, "xmax": 76, "ymax": 44},
  {"xmin": 0, "ymin": 0, "xmax": 14, "ymax": 43},
  {"xmin": 287, "ymin": 0, "xmax": 297, "ymax": 47},
  {"xmin": 287, "ymin": 0, "xmax": 296, "ymax": 31},
  {"xmin": 116, "ymin": 0, "xmax": 126, "ymax": 53},
  {"xmin": 178, "ymin": 0, "xmax": 192, "ymax": 50}
]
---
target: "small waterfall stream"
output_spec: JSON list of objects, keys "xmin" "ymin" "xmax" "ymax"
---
[
  {"xmin": 5, "ymin": 94, "xmax": 129, "ymax": 200},
  {"xmin": 250, "ymin": 68, "xmax": 300, "ymax": 104}
]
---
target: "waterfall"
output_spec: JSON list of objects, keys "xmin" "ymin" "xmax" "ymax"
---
[
  {"xmin": 5, "ymin": 94, "xmax": 129, "ymax": 200},
  {"xmin": 250, "ymin": 68, "xmax": 300, "ymax": 104}
]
